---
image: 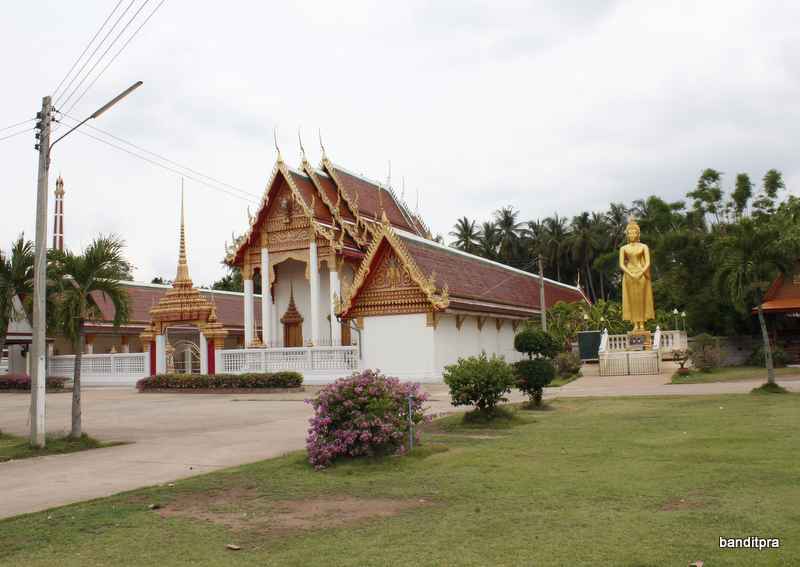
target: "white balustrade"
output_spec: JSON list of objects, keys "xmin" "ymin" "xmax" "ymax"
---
[
  {"xmin": 602, "ymin": 330, "xmax": 687, "ymax": 355},
  {"xmin": 599, "ymin": 350, "xmax": 661, "ymax": 376},
  {"xmin": 48, "ymin": 353, "xmax": 149, "ymax": 385},
  {"xmin": 220, "ymin": 346, "xmax": 359, "ymax": 375}
]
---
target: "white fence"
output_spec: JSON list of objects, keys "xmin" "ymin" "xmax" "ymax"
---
[
  {"xmin": 220, "ymin": 346, "xmax": 360, "ymax": 378},
  {"xmin": 604, "ymin": 330, "xmax": 687, "ymax": 356},
  {"xmin": 49, "ymin": 353, "xmax": 149, "ymax": 386},
  {"xmin": 599, "ymin": 350, "xmax": 661, "ymax": 376}
]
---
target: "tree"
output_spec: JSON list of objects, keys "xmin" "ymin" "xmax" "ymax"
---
[
  {"xmin": 731, "ymin": 173, "xmax": 752, "ymax": 218},
  {"xmin": 449, "ymin": 217, "xmax": 481, "ymax": 254},
  {"xmin": 543, "ymin": 214, "xmax": 570, "ymax": 281},
  {"xmin": 0, "ymin": 235, "xmax": 34, "ymax": 363},
  {"xmin": 478, "ymin": 221, "xmax": 501, "ymax": 261},
  {"xmin": 568, "ymin": 212, "xmax": 599, "ymax": 301},
  {"xmin": 51, "ymin": 236, "xmax": 131, "ymax": 438},
  {"xmin": 212, "ymin": 267, "xmax": 243, "ymax": 292},
  {"xmin": 493, "ymin": 206, "xmax": 523, "ymax": 266},
  {"xmin": 687, "ymin": 168, "xmax": 724, "ymax": 224},
  {"xmin": 713, "ymin": 218, "xmax": 797, "ymax": 386},
  {"xmin": 752, "ymin": 169, "xmax": 785, "ymax": 218}
]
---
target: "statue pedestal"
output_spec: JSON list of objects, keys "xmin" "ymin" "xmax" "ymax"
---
[{"xmin": 627, "ymin": 330, "xmax": 652, "ymax": 351}]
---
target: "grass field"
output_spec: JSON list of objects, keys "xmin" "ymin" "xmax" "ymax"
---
[
  {"xmin": 0, "ymin": 433, "xmax": 115, "ymax": 463},
  {"xmin": 1, "ymin": 395, "xmax": 798, "ymax": 566},
  {"xmin": 671, "ymin": 365, "xmax": 799, "ymax": 384}
]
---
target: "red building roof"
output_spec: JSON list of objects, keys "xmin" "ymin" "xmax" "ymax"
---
[
  {"xmin": 400, "ymin": 234, "xmax": 584, "ymax": 316},
  {"xmin": 758, "ymin": 263, "xmax": 800, "ymax": 313},
  {"xmin": 87, "ymin": 282, "xmax": 259, "ymax": 333}
]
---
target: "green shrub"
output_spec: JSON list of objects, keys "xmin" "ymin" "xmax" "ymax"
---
[
  {"xmin": 746, "ymin": 345, "xmax": 789, "ymax": 368},
  {"xmin": 689, "ymin": 334, "xmax": 721, "ymax": 372},
  {"xmin": 514, "ymin": 359, "xmax": 555, "ymax": 407},
  {"xmin": 514, "ymin": 328, "xmax": 561, "ymax": 359},
  {"xmin": 443, "ymin": 352, "xmax": 515, "ymax": 417},
  {"xmin": 554, "ymin": 352, "xmax": 581, "ymax": 377},
  {"xmin": 0, "ymin": 374, "xmax": 67, "ymax": 391},
  {"xmin": 136, "ymin": 371, "xmax": 303, "ymax": 391}
]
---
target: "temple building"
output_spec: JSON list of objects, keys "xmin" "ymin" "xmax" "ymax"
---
[{"xmin": 225, "ymin": 148, "xmax": 585, "ymax": 380}]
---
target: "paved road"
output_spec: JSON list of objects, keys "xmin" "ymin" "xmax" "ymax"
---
[{"xmin": 1, "ymin": 365, "xmax": 798, "ymax": 520}]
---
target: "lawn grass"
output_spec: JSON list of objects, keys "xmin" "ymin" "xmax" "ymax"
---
[
  {"xmin": 1, "ymin": 395, "xmax": 799, "ymax": 566},
  {"xmin": 670, "ymin": 365, "xmax": 798, "ymax": 384},
  {"xmin": 0, "ymin": 432, "xmax": 119, "ymax": 463}
]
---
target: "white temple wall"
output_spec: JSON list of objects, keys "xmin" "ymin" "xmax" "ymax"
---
[
  {"xmin": 361, "ymin": 313, "xmax": 438, "ymax": 381},
  {"xmin": 433, "ymin": 315, "xmax": 522, "ymax": 376}
]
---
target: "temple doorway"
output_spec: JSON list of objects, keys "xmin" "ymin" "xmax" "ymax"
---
[{"xmin": 281, "ymin": 287, "xmax": 304, "ymax": 347}]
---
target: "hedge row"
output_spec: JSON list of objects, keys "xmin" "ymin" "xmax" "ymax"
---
[
  {"xmin": 0, "ymin": 373, "xmax": 67, "ymax": 391},
  {"xmin": 136, "ymin": 372, "xmax": 303, "ymax": 391}
]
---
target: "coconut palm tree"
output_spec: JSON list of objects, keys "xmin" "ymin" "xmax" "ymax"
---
[
  {"xmin": 0, "ymin": 235, "xmax": 34, "ymax": 363},
  {"xmin": 51, "ymin": 235, "xmax": 131, "ymax": 438},
  {"xmin": 449, "ymin": 217, "xmax": 481, "ymax": 254},
  {"xmin": 568, "ymin": 212, "xmax": 600, "ymax": 302},
  {"xmin": 713, "ymin": 218, "xmax": 795, "ymax": 386},
  {"xmin": 478, "ymin": 221, "xmax": 501, "ymax": 261},
  {"xmin": 543, "ymin": 215, "xmax": 570, "ymax": 282},
  {"xmin": 493, "ymin": 206, "xmax": 523, "ymax": 266}
]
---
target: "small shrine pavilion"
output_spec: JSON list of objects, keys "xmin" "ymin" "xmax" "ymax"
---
[{"xmin": 757, "ymin": 261, "xmax": 800, "ymax": 363}]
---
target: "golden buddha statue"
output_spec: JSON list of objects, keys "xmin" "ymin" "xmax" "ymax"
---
[{"xmin": 619, "ymin": 217, "xmax": 655, "ymax": 331}]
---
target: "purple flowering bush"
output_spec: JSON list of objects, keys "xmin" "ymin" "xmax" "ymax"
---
[{"xmin": 306, "ymin": 369, "xmax": 428, "ymax": 469}]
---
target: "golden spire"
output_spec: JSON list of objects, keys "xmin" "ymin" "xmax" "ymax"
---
[{"xmin": 175, "ymin": 183, "xmax": 191, "ymax": 284}]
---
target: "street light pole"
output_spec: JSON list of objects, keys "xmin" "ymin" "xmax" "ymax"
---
[
  {"xmin": 30, "ymin": 96, "xmax": 52, "ymax": 447},
  {"xmin": 29, "ymin": 82, "xmax": 143, "ymax": 448}
]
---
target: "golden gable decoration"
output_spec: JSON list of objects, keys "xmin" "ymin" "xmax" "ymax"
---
[{"xmin": 337, "ymin": 215, "xmax": 449, "ymax": 318}]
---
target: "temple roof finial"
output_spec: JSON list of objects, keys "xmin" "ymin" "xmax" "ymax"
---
[
  {"xmin": 175, "ymin": 180, "xmax": 191, "ymax": 284},
  {"xmin": 318, "ymin": 129, "xmax": 327, "ymax": 160},
  {"xmin": 298, "ymin": 127, "xmax": 306, "ymax": 162},
  {"xmin": 274, "ymin": 127, "xmax": 283, "ymax": 163}
]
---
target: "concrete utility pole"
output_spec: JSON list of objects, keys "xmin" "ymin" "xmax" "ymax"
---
[
  {"xmin": 538, "ymin": 255, "xmax": 547, "ymax": 332},
  {"xmin": 30, "ymin": 96, "xmax": 52, "ymax": 448}
]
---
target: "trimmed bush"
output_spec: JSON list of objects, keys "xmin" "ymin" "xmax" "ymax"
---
[
  {"xmin": 514, "ymin": 328, "xmax": 561, "ymax": 359},
  {"xmin": 554, "ymin": 352, "xmax": 582, "ymax": 377},
  {"xmin": 689, "ymin": 334, "xmax": 721, "ymax": 372},
  {"xmin": 514, "ymin": 359, "xmax": 556, "ymax": 407},
  {"xmin": 0, "ymin": 374, "xmax": 66, "ymax": 391},
  {"xmin": 306, "ymin": 369, "xmax": 427, "ymax": 469},
  {"xmin": 747, "ymin": 345, "xmax": 789, "ymax": 368},
  {"xmin": 443, "ymin": 352, "xmax": 515, "ymax": 417},
  {"xmin": 136, "ymin": 371, "xmax": 302, "ymax": 391}
]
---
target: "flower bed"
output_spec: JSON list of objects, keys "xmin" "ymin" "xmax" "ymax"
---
[
  {"xmin": 306, "ymin": 369, "xmax": 428, "ymax": 469},
  {"xmin": 0, "ymin": 373, "xmax": 67, "ymax": 392},
  {"xmin": 136, "ymin": 372, "xmax": 303, "ymax": 392}
]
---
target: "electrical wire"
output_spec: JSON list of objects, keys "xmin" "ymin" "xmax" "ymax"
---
[
  {"xmin": 54, "ymin": 0, "xmax": 138, "ymax": 108},
  {"xmin": 0, "ymin": 118, "xmax": 35, "ymax": 133},
  {"xmin": 62, "ymin": 0, "xmax": 167, "ymax": 119},
  {"xmin": 0, "ymin": 127, "xmax": 35, "ymax": 143},
  {"xmin": 70, "ymin": 128, "xmax": 260, "ymax": 204},
  {"xmin": 59, "ymin": 113, "xmax": 260, "ymax": 201},
  {"xmin": 52, "ymin": 0, "xmax": 126, "ymax": 100}
]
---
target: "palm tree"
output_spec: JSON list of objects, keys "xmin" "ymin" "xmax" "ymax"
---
[
  {"xmin": 713, "ymin": 218, "xmax": 794, "ymax": 386},
  {"xmin": 568, "ymin": 212, "xmax": 599, "ymax": 302},
  {"xmin": 0, "ymin": 235, "xmax": 34, "ymax": 363},
  {"xmin": 543, "ymin": 215, "xmax": 570, "ymax": 282},
  {"xmin": 449, "ymin": 217, "xmax": 481, "ymax": 254},
  {"xmin": 51, "ymin": 236, "xmax": 131, "ymax": 438},
  {"xmin": 478, "ymin": 221, "xmax": 501, "ymax": 261},
  {"xmin": 493, "ymin": 206, "xmax": 523, "ymax": 266},
  {"xmin": 605, "ymin": 203, "xmax": 629, "ymax": 248}
]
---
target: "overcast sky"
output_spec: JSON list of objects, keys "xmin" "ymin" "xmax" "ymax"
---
[{"xmin": 2, "ymin": 1, "xmax": 799, "ymax": 285}]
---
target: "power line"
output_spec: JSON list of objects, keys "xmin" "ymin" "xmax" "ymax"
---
[
  {"xmin": 59, "ymin": 113, "xmax": 260, "ymax": 200},
  {"xmin": 53, "ymin": 0, "xmax": 138, "ymax": 108},
  {"xmin": 0, "ymin": 118, "xmax": 35, "ymax": 133},
  {"xmin": 62, "ymin": 0, "xmax": 167, "ymax": 119},
  {"xmin": 52, "ymin": 0, "xmax": 126, "ymax": 100},
  {"xmin": 68, "ymin": 126, "xmax": 259, "ymax": 204},
  {"xmin": 0, "ymin": 127, "xmax": 35, "ymax": 143}
]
